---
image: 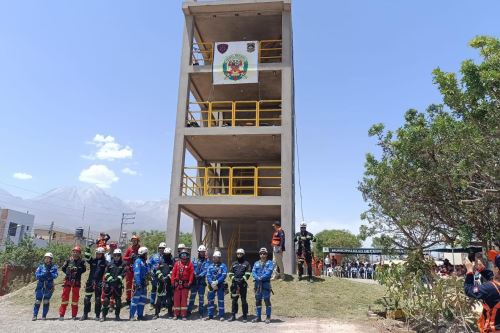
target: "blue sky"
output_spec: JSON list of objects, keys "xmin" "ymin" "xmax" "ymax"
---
[{"xmin": 1, "ymin": 0, "xmax": 499, "ymax": 234}]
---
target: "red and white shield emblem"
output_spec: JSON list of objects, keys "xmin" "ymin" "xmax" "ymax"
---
[{"xmin": 217, "ymin": 43, "xmax": 228, "ymax": 54}]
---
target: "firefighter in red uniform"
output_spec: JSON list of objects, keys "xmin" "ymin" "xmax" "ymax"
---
[
  {"xmin": 171, "ymin": 248, "xmax": 194, "ymax": 320},
  {"xmin": 464, "ymin": 251, "xmax": 500, "ymax": 332},
  {"xmin": 59, "ymin": 246, "xmax": 86, "ymax": 320},
  {"xmin": 123, "ymin": 235, "xmax": 140, "ymax": 305}
]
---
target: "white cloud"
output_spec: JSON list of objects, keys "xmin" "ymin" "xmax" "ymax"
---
[
  {"xmin": 122, "ymin": 167, "xmax": 138, "ymax": 176},
  {"xmin": 79, "ymin": 164, "xmax": 119, "ymax": 188},
  {"xmin": 84, "ymin": 134, "xmax": 133, "ymax": 161},
  {"xmin": 13, "ymin": 172, "xmax": 33, "ymax": 180}
]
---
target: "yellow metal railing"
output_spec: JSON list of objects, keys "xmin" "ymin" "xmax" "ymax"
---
[
  {"xmin": 182, "ymin": 166, "xmax": 281, "ymax": 196},
  {"xmin": 191, "ymin": 40, "xmax": 282, "ymax": 65},
  {"xmin": 186, "ymin": 100, "xmax": 281, "ymax": 128},
  {"xmin": 192, "ymin": 42, "xmax": 213, "ymax": 66}
]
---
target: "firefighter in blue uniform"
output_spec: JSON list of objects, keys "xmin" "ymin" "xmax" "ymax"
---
[
  {"xmin": 464, "ymin": 252, "xmax": 500, "ymax": 332},
  {"xmin": 187, "ymin": 244, "xmax": 210, "ymax": 318},
  {"xmin": 252, "ymin": 247, "xmax": 274, "ymax": 324},
  {"xmin": 130, "ymin": 246, "xmax": 149, "ymax": 321},
  {"xmin": 205, "ymin": 250, "xmax": 227, "ymax": 321},
  {"xmin": 32, "ymin": 252, "xmax": 58, "ymax": 321},
  {"xmin": 228, "ymin": 248, "xmax": 251, "ymax": 323},
  {"xmin": 153, "ymin": 247, "xmax": 175, "ymax": 319},
  {"xmin": 148, "ymin": 242, "xmax": 166, "ymax": 307},
  {"xmin": 81, "ymin": 246, "xmax": 108, "ymax": 321}
]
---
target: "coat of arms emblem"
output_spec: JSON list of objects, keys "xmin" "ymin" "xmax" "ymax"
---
[{"xmin": 222, "ymin": 54, "xmax": 249, "ymax": 81}]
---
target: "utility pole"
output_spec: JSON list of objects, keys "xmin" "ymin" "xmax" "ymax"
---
[
  {"xmin": 48, "ymin": 221, "xmax": 54, "ymax": 245},
  {"xmin": 119, "ymin": 212, "xmax": 136, "ymax": 248}
]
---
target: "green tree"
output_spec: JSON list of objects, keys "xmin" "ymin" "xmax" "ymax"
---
[
  {"xmin": 137, "ymin": 230, "xmax": 166, "ymax": 252},
  {"xmin": 359, "ymin": 36, "xmax": 500, "ymax": 250},
  {"xmin": 315, "ymin": 229, "xmax": 361, "ymax": 254},
  {"xmin": 179, "ymin": 232, "xmax": 192, "ymax": 247}
]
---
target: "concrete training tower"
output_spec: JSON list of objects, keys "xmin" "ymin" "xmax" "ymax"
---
[{"xmin": 166, "ymin": 0, "xmax": 295, "ymax": 273}]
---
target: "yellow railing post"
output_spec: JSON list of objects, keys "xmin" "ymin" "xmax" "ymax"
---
[
  {"xmin": 203, "ymin": 167, "xmax": 208, "ymax": 196},
  {"xmin": 254, "ymin": 167, "xmax": 258, "ymax": 196},
  {"xmin": 256, "ymin": 101, "xmax": 260, "ymax": 127},
  {"xmin": 229, "ymin": 167, "xmax": 233, "ymax": 195},
  {"xmin": 231, "ymin": 102, "xmax": 236, "ymax": 127},
  {"xmin": 208, "ymin": 102, "xmax": 212, "ymax": 128}
]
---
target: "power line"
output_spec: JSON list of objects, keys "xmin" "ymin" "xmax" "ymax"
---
[{"xmin": 295, "ymin": 112, "xmax": 305, "ymax": 223}]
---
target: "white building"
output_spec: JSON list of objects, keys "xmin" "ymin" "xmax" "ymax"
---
[{"xmin": 0, "ymin": 208, "xmax": 35, "ymax": 248}]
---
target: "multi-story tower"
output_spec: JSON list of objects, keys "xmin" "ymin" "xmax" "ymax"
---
[{"xmin": 166, "ymin": 0, "xmax": 295, "ymax": 273}]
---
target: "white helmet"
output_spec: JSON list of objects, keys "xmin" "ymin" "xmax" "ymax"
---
[
  {"xmin": 236, "ymin": 248, "xmax": 245, "ymax": 255},
  {"xmin": 213, "ymin": 250, "xmax": 222, "ymax": 258},
  {"xmin": 259, "ymin": 247, "xmax": 268, "ymax": 254},
  {"xmin": 113, "ymin": 249, "xmax": 122, "ymax": 255},
  {"xmin": 164, "ymin": 247, "xmax": 172, "ymax": 254},
  {"xmin": 177, "ymin": 243, "xmax": 186, "ymax": 249},
  {"xmin": 96, "ymin": 247, "xmax": 106, "ymax": 254},
  {"xmin": 44, "ymin": 252, "xmax": 54, "ymax": 259},
  {"xmin": 158, "ymin": 242, "xmax": 167, "ymax": 248},
  {"xmin": 198, "ymin": 245, "xmax": 207, "ymax": 252},
  {"xmin": 138, "ymin": 247, "xmax": 148, "ymax": 255},
  {"xmin": 300, "ymin": 221, "xmax": 307, "ymax": 228}
]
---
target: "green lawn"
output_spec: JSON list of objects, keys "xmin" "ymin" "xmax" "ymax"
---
[{"xmin": 10, "ymin": 272, "xmax": 385, "ymax": 321}]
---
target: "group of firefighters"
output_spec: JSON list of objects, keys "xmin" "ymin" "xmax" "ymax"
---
[{"xmin": 32, "ymin": 235, "xmax": 275, "ymax": 323}]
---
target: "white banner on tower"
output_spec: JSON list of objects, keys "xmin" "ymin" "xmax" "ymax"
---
[{"xmin": 213, "ymin": 41, "xmax": 259, "ymax": 85}]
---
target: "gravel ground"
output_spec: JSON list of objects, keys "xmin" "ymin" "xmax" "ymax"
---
[{"xmin": 0, "ymin": 297, "xmax": 382, "ymax": 333}]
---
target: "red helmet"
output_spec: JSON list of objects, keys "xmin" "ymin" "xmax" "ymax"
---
[
  {"xmin": 72, "ymin": 246, "xmax": 81, "ymax": 253},
  {"xmin": 109, "ymin": 242, "xmax": 117, "ymax": 249}
]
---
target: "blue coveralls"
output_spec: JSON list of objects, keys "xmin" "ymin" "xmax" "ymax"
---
[
  {"xmin": 148, "ymin": 252, "xmax": 162, "ymax": 305},
  {"xmin": 206, "ymin": 262, "xmax": 227, "ymax": 318},
  {"xmin": 187, "ymin": 256, "xmax": 210, "ymax": 316},
  {"xmin": 33, "ymin": 263, "xmax": 58, "ymax": 318},
  {"xmin": 130, "ymin": 257, "xmax": 149, "ymax": 319},
  {"xmin": 252, "ymin": 260, "xmax": 273, "ymax": 319}
]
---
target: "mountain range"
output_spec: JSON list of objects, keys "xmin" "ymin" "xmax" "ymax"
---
[{"xmin": 0, "ymin": 186, "xmax": 190, "ymax": 238}]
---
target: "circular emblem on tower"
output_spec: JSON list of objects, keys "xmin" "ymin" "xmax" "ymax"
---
[{"xmin": 222, "ymin": 54, "xmax": 248, "ymax": 81}]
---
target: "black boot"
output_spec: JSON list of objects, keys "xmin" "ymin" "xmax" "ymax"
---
[{"xmin": 228, "ymin": 314, "xmax": 236, "ymax": 322}]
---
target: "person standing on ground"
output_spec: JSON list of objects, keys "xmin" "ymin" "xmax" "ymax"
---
[
  {"xmin": 187, "ymin": 245, "xmax": 210, "ymax": 318},
  {"xmin": 228, "ymin": 248, "xmax": 251, "ymax": 323},
  {"xmin": 252, "ymin": 247, "xmax": 274, "ymax": 324},
  {"xmin": 59, "ymin": 246, "xmax": 86, "ymax": 320},
  {"xmin": 130, "ymin": 246, "xmax": 149, "ymax": 321},
  {"xmin": 271, "ymin": 221, "xmax": 285, "ymax": 280},
  {"xmin": 294, "ymin": 222, "xmax": 316, "ymax": 282},
  {"xmin": 148, "ymin": 242, "xmax": 166, "ymax": 307},
  {"xmin": 153, "ymin": 247, "xmax": 175, "ymax": 319},
  {"xmin": 464, "ymin": 252, "xmax": 500, "ymax": 332},
  {"xmin": 171, "ymin": 248, "xmax": 194, "ymax": 321},
  {"xmin": 32, "ymin": 252, "xmax": 58, "ymax": 321},
  {"xmin": 205, "ymin": 250, "xmax": 227, "ymax": 321},
  {"xmin": 101, "ymin": 248, "xmax": 126, "ymax": 322},
  {"xmin": 123, "ymin": 235, "xmax": 140, "ymax": 305},
  {"xmin": 81, "ymin": 246, "xmax": 107, "ymax": 321}
]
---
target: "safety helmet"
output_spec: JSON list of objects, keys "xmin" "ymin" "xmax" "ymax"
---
[
  {"xmin": 164, "ymin": 247, "xmax": 172, "ymax": 254},
  {"xmin": 213, "ymin": 250, "xmax": 222, "ymax": 258},
  {"xmin": 131, "ymin": 235, "xmax": 140, "ymax": 241},
  {"xmin": 72, "ymin": 246, "xmax": 81, "ymax": 253},
  {"xmin": 158, "ymin": 242, "xmax": 167, "ymax": 248},
  {"xmin": 259, "ymin": 247, "xmax": 268, "ymax": 254},
  {"xmin": 177, "ymin": 243, "xmax": 186, "ymax": 249},
  {"xmin": 300, "ymin": 221, "xmax": 307, "ymax": 228},
  {"xmin": 44, "ymin": 252, "xmax": 54, "ymax": 259},
  {"xmin": 236, "ymin": 248, "xmax": 245, "ymax": 255},
  {"xmin": 96, "ymin": 247, "xmax": 106, "ymax": 254},
  {"xmin": 113, "ymin": 249, "xmax": 122, "ymax": 255},
  {"xmin": 109, "ymin": 242, "xmax": 117, "ymax": 249},
  {"xmin": 138, "ymin": 247, "xmax": 148, "ymax": 255},
  {"xmin": 198, "ymin": 245, "xmax": 207, "ymax": 252},
  {"xmin": 273, "ymin": 220, "xmax": 281, "ymax": 226}
]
